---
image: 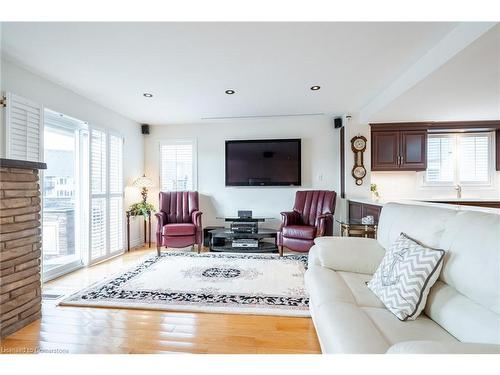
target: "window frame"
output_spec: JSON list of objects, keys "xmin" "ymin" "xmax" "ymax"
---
[
  {"xmin": 420, "ymin": 131, "xmax": 495, "ymax": 188},
  {"xmin": 158, "ymin": 138, "xmax": 198, "ymax": 192}
]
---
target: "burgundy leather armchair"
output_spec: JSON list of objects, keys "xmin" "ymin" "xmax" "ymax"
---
[
  {"xmin": 277, "ymin": 190, "xmax": 336, "ymax": 255},
  {"xmin": 155, "ymin": 191, "xmax": 203, "ymax": 255}
]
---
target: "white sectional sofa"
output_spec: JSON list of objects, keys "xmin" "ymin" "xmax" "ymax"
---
[{"xmin": 305, "ymin": 202, "xmax": 500, "ymax": 354}]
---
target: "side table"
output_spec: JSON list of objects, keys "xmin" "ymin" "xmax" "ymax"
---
[
  {"xmin": 335, "ymin": 219, "xmax": 378, "ymax": 239},
  {"xmin": 126, "ymin": 210, "xmax": 152, "ymax": 251}
]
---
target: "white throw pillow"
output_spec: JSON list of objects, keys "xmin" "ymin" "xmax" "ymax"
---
[{"xmin": 367, "ymin": 232, "xmax": 445, "ymax": 321}]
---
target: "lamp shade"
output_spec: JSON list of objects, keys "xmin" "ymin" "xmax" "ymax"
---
[{"xmin": 133, "ymin": 174, "xmax": 154, "ymax": 188}]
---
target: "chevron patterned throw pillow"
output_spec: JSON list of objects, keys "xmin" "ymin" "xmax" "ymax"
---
[{"xmin": 367, "ymin": 233, "xmax": 445, "ymax": 321}]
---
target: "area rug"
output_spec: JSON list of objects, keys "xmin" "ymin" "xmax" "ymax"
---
[{"xmin": 60, "ymin": 252, "xmax": 310, "ymax": 317}]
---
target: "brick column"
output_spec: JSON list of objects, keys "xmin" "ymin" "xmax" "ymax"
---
[{"xmin": 0, "ymin": 158, "xmax": 47, "ymax": 339}]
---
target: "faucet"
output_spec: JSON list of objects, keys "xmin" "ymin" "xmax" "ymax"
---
[{"xmin": 454, "ymin": 184, "xmax": 462, "ymax": 199}]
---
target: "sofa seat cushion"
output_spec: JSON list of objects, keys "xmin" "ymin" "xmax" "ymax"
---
[
  {"xmin": 337, "ymin": 272, "xmax": 385, "ymax": 308},
  {"xmin": 163, "ymin": 223, "xmax": 196, "ymax": 236},
  {"xmin": 362, "ymin": 307, "xmax": 458, "ymax": 346},
  {"xmin": 306, "ymin": 267, "xmax": 385, "ymax": 310},
  {"xmin": 305, "ymin": 266, "xmax": 356, "ymax": 309},
  {"xmin": 311, "ymin": 301, "xmax": 391, "ymax": 354},
  {"xmin": 282, "ymin": 225, "xmax": 316, "ymax": 239}
]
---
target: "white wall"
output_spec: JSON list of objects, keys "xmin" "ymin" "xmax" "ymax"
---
[
  {"xmin": 372, "ymin": 170, "xmax": 500, "ymax": 200},
  {"xmin": 1, "ymin": 58, "xmax": 145, "ymax": 247},
  {"xmin": 144, "ymin": 116, "xmax": 341, "ymax": 231}
]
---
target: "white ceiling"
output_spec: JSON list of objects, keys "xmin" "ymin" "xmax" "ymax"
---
[
  {"xmin": 371, "ymin": 24, "xmax": 500, "ymax": 122},
  {"xmin": 1, "ymin": 22, "xmax": 458, "ymax": 124}
]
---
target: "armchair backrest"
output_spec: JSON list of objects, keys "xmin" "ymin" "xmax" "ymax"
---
[
  {"xmin": 158, "ymin": 191, "xmax": 199, "ymax": 224},
  {"xmin": 293, "ymin": 190, "xmax": 336, "ymax": 227}
]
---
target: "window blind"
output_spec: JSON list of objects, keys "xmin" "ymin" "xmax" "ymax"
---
[
  {"xmin": 91, "ymin": 129, "xmax": 107, "ymax": 194},
  {"xmin": 425, "ymin": 135, "xmax": 454, "ymax": 183},
  {"xmin": 108, "ymin": 134, "xmax": 124, "ymax": 254},
  {"xmin": 89, "ymin": 130, "xmax": 124, "ymax": 262},
  {"xmin": 90, "ymin": 197, "xmax": 107, "ymax": 260},
  {"xmin": 458, "ymin": 134, "xmax": 489, "ymax": 183},
  {"xmin": 5, "ymin": 93, "xmax": 43, "ymax": 162},
  {"xmin": 160, "ymin": 140, "xmax": 195, "ymax": 191},
  {"xmin": 90, "ymin": 128, "xmax": 107, "ymax": 262},
  {"xmin": 425, "ymin": 133, "xmax": 492, "ymax": 185},
  {"xmin": 109, "ymin": 196, "xmax": 123, "ymax": 253},
  {"xmin": 109, "ymin": 134, "xmax": 123, "ymax": 195}
]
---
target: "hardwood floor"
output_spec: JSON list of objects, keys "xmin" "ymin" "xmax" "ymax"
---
[{"xmin": 0, "ymin": 247, "xmax": 321, "ymax": 354}]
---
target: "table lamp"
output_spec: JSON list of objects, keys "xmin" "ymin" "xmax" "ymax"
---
[{"xmin": 133, "ymin": 174, "xmax": 154, "ymax": 203}]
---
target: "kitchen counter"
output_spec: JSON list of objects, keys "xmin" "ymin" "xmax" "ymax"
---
[
  {"xmin": 417, "ymin": 198, "xmax": 500, "ymax": 203},
  {"xmin": 348, "ymin": 197, "xmax": 500, "ymax": 214}
]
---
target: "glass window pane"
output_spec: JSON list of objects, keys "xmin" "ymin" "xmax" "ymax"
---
[{"xmin": 42, "ymin": 124, "xmax": 79, "ymax": 275}]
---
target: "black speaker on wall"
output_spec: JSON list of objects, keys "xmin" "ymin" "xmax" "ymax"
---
[
  {"xmin": 333, "ymin": 117, "xmax": 343, "ymax": 129},
  {"xmin": 141, "ymin": 124, "xmax": 150, "ymax": 135}
]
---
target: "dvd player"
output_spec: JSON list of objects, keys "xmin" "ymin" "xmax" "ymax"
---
[{"xmin": 232, "ymin": 239, "xmax": 259, "ymax": 248}]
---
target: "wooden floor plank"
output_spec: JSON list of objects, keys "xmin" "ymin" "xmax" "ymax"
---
[{"xmin": 1, "ymin": 247, "xmax": 320, "ymax": 354}]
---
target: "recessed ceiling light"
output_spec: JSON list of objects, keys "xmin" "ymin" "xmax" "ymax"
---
[
  {"xmin": 143, "ymin": 93, "xmax": 153, "ymax": 98},
  {"xmin": 310, "ymin": 86, "xmax": 321, "ymax": 91},
  {"xmin": 225, "ymin": 89, "xmax": 236, "ymax": 95}
]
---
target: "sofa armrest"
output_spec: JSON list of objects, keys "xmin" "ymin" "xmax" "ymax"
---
[
  {"xmin": 313, "ymin": 236, "xmax": 385, "ymax": 275},
  {"xmin": 387, "ymin": 340, "xmax": 500, "ymax": 354},
  {"xmin": 280, "ymin": 211, "xmax": 301, "ymax": 226},
  {"xmin": 155, "ymin": 212, "xmax": 167, "ymax": 233},
  {"xmin": 316, "ymin": 213, "xmax": 333, "ymax": 236},
  {"xmin": 192, "ymin": 210, "xmax": 203, "ymax": 228}
]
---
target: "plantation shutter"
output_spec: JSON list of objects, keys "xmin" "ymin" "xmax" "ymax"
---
[
  {"xmin": 109, "ymin": 134, "xmax": 124, "ymax": 253},
  {"xmin": 5, "ymin": 93, "xmax": 44, "ymax": 162},
  {"xmin": 90, "ymin": 129, "xmax": 107, "ymax": 261},
  {"xmin": 91, "ymin": 129, "xmax": 107, "ymax": 195},
  {"xmin": 458, "ymin": 134, "xmax": 490, "ymax": 183},
  {"xmin": 425, "ymin": 135, "xmax": 454, "ymax": 183},
  {"xmin": 160, "ymin": 140, "xmax": 195, "ymax": 191}
]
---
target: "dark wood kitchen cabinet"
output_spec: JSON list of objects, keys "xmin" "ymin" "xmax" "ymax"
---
[{"xmin": 371, "ymin": 128, "xmax": 427, "ymax": 171}]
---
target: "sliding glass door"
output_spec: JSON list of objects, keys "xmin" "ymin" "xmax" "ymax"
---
[
  {"xmin": 42, "ymin": 111, "xmax": 88, "ymax": 280},
  {"xmin": 42, "ymin": 110, "xmax": 124, "ymax": 277}
]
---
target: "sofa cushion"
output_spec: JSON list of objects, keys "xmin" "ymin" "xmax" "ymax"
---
[
  {"xmin": 362, "ymin": 307, "xmax": 458, "ymax": 345},
  {"xmin": 163, "ymin": 223, "xmax": 196, "ymax": 236},
  {"xmin": 425, "ymin": 281, "xmax": 500, "ymax": 345},
  {"xmin": 377, "ymin": 203, "xmax": 456, "ymax": 250},
  {"xmin": 282, "ymin": 225, "xmax": 316, "ymax": 239},
  {"xmin": 367, "ymin": 233, "xmax": 445, "ymax": 321},
  {"xmin": 437, "ymin": 211, "xmax": 500, "ymax": 315},
  {"xmin": 311, "ymin": 301, "xmax": 390, "ymax": 354},
  {"xmin": 314, "ymin": 236, "xmax": 385, "ymax": 275},
  {"xmin": 337, "ymin": 272, "xmax": 385, "ymax": 308},
  {"xmin": 305, "ymin": 265, "xmax": 356, "ymax": 309}
]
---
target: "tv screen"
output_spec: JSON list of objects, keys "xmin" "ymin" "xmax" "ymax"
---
[{"xmin": 225, "ymin": 139, "xmax": 301, "ymax": 186}]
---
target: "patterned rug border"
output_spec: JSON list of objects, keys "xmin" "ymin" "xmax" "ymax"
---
[{"xmin": 59, "ymin": 251, "xmax": 311, "ymax": 317}]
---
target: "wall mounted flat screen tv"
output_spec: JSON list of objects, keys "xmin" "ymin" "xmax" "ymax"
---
[{"xmin": 225, "ymin": 139, "xmax": 301, "ymax": 186}]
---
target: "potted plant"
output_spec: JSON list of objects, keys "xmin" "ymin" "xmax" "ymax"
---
[
  {"xmin": 370, "ymin": 183, "xmax": 380, "ymax": 201},
  {"xmin": 128, "ymin": 201, "xmax": 156, "ymax": 219}
]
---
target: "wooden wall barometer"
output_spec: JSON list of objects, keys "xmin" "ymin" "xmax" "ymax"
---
[{"xmin": 351, "ymin": 135, "xmax": 367, "ymax": 186}]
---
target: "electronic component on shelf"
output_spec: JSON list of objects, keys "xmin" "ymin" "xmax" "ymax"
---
[
  {"xmin": 232, "ymin": 239, "xmax": 259, "ymax": 248},
  {"xmin": 230, "ymin": 221, "xmax": 258, "ymax": 233}
]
